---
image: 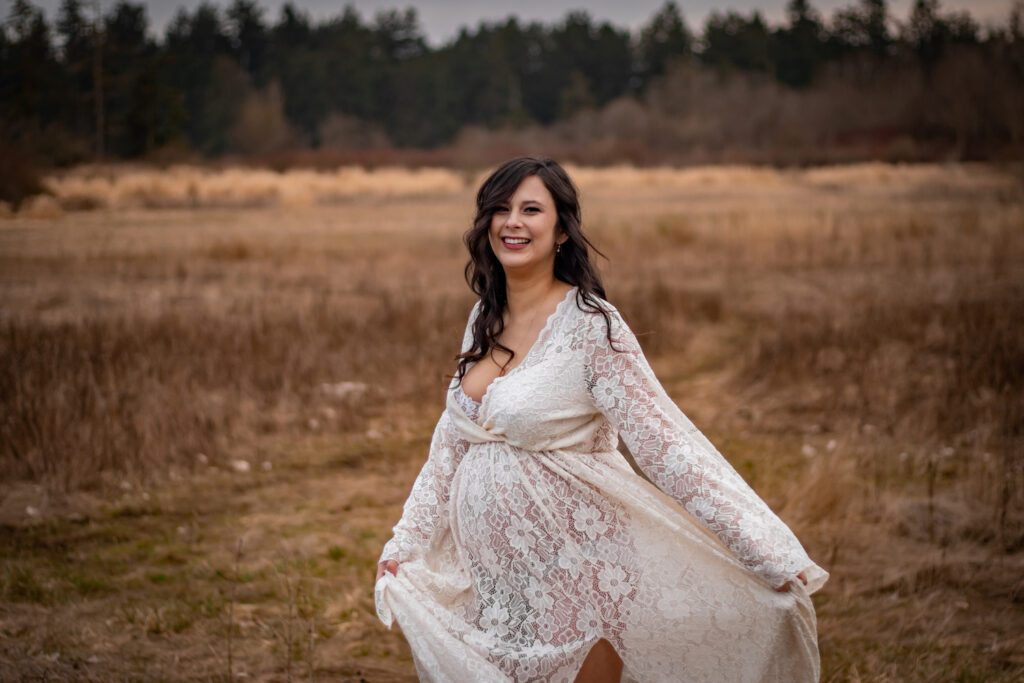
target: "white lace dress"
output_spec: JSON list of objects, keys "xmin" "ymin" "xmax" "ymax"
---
[{"xmin": 375, "ymin": 286, "xmax": 829, "ymax": 682}]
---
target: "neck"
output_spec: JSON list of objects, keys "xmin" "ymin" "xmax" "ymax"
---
[{"xmin": 504, "ymin": 274, "xmax": 564, "ymax": 318}]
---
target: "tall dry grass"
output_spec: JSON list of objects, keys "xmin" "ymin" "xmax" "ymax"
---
[
  {"xmin": 38, "ymin": 163, "xmax": 469, "ymax": 212},
  {"xmin": 3, "ymin": 161, "xmax": 1022, "ymax": 502},
  {"xmin": 21, "ymin": 159, "xmax": 1019, "ymax": 215},
  {"xmin": 1, "ymin": 161, "xmax": 1023, "ymax": 680},
  {"xmin": 0, "ymin": 282, "xmax": 474, "ymax": 489}
]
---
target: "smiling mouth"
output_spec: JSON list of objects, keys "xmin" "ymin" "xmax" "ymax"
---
[{"xmin": 502, "ymin": 237, "xmax": 531, "ymax": 245}]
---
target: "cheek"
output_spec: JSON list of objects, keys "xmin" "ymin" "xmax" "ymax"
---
[{"xmin": 537, "ymin": 218, "xmax": 558, "ymax": 242}]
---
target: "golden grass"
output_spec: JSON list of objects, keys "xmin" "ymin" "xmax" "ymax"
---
[
  {"xmin": 1, "ymin": 161, "xmax": 1023, "ymax": 681},
  {"xmin": 38, "ymin": 163, "xmax": 469, "ymax": 211},
  {"xmin": 22, "ymin": 160, "xmax": 1020, "ymax": 214}
]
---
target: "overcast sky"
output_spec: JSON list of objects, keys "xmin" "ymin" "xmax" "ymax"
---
[{"xmin": 22, "ymin": 0, "xmax": 1018, "ymax": 47}]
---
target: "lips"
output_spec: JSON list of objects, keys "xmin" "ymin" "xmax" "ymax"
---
[{"xmin": 501, "ymin": 236, "xmax": 531, "ymax": 250}]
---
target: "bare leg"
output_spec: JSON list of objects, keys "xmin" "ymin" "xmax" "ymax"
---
[{"xmin": 573, "ymin": 638, "xmax": 623, "ymax": 683}]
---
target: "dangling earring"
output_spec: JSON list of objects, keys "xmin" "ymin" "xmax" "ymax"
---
[{"xmin": 556, "ymin": 242, "xmax": 562, "ymax": 255}]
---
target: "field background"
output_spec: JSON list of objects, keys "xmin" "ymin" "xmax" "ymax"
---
[{"xmin": 2, "ymin": 161, "xmax": 1023, "ymax": 681}]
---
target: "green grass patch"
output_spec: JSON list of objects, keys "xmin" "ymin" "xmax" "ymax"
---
[{"xmin": 1, "ymin": 564, "xmax": 52, "ymax": 603}]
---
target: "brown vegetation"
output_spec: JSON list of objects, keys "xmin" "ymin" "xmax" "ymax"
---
[{"xmin": 1, "ymin": 162, "xmax": 1022, "ymax": 680}]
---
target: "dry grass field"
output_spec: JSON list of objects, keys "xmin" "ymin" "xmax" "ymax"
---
[{"xmin": 1, "ymin": 161, "xmax": 1023, "ymax": 681}]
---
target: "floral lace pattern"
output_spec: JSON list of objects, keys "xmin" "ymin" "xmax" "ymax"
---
[
  {"xmin": 453, "ymin": 383, "xmax": 482, "ymax": 422},
  {"xmin": 375, "ymin": 286, "xmax": 828, "ymax": 683}
]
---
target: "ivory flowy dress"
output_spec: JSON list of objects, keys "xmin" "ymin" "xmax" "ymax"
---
[{"xmin": 375, "ymin": 286, "xmax": 829, "ymax": 682}]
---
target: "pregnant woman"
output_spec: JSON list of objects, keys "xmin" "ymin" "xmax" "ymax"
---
[{"xmin": 374, "ymin": 156, "xmax": 829, "ymax": 682}]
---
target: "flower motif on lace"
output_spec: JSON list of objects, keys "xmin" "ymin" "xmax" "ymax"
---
[
  {"xmin": 598, "ymin": 564, "xmax": 631, "ymax": 601},
  {"xmin": 663, "ymin": 442, "xmax": 693, "ymax": 476},
  {"xmin": 592, "ymin": 375, "xmax": 626, "ymax": 405},
  {"xmin": 525, "ymin": 577, "xmax": 554, "ymax": 612},
  {"xmin": 572, "ymin": 502, "xmax": 609, "ymax": 540},
  {"xmin": 493, "ymin": 456, "xmax": 519, "ymax": 487},
  {"xmin": 476, "ymin": 542, "xmax": 500, "ymax": 569},
  {"xmin": 409, "ymin": 480, "xmax": 439, "ymax": 507},
  {"xmin": 480, "ymin": 602, "xmax": 511, "ymax": 638},
  {"xmin": 574, "ymin": 602, "xmax": 602, "ymax": 640},
  {"xmin": 684, "ymin": 496, "xmax": 718, "ymax": 524},
  {"xmin": 535, "ymin": 617, "xmax": 557, "ymax": 643},
  {"xmin": 556, "ymin": 549, "xmax": 583, "ymax": 578},
  {"xmin": 737, "ymin": 515, "xmax": 770, "ymax": 546},
  {"xmin": 506, "ymin": 516, "xmax": 536, "ymax": 555},
  {"xmin": 494, "ymin": 576, "xmax": 515, "ymax": 605}
]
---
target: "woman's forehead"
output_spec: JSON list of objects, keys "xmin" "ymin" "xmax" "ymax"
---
[{"xmin": 508, "ymin": 176, "xmax": 553, "ymax": 203}]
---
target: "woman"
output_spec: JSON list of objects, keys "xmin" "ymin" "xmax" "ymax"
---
[{"xmin": 374, "ymin": 156, "xmax": 829, "ymax": 682}]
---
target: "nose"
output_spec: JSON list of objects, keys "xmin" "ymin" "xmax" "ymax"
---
[{"xmin": 504, "ymin": 209, "xmax": 526, "ymax": 228}]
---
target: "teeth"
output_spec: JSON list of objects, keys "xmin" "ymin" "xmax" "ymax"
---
[{"xmin": 504, "ymin": 238, "xmax": 530, "ymax": 244}]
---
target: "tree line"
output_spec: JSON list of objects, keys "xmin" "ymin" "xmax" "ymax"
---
[{"xmin": 1, "ymin": 0, "xmax": 1022, "ymax": 165}]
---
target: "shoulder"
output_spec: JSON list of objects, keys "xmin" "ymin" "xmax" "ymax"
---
[
  {"xmin": 571, "ymin": 290, "xmax": 625, "ymax": 329},
  {"xmin": 465, "ymin": 298, "xmax": 483, "ymax": 327},
  {"xmin": 459, "ymin": 299, "xmax": 483, "ymax": 351},
  {"xmin": 568, "ymin": 291, "xmax": 639, "ymax": 352},
  {"xmin": 569, "ymin": 289, "xmax": 617, "ymax": 318}
]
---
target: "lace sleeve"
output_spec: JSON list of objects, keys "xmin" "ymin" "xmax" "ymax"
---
[
  {"xmin": 378, "ymin": 300, "xmax": 480, "ymax": 566},
  {"xmin": 581, "ymin": 304, "xmax": 828, "ymax": 592}
]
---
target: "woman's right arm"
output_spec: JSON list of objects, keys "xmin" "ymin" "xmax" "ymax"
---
[
  {"xmin": 376, "ymin": 300, "xmax": 480, "ymax": 579},
  {"xmin": 377, "ymin": 407, "xmax": 471, "ymax": 573}
]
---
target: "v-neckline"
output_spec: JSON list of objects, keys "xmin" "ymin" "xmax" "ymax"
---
[{"xmin": 465, "ymin": 285, "xmax": 577, "ymax": 413}]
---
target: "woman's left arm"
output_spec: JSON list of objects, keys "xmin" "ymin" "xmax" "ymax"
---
[{"xmin": 581, "ymin": 305, "xmax": 828, "ymax": 594}]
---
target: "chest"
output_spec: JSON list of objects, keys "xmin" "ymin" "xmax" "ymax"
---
[
  {"xmin": 460, "ymin": 323, "xmax": 555, "ymax": 405},
  {"xmin": 465, "ymin": 334, "xmax": 592, "ymax": 432}
]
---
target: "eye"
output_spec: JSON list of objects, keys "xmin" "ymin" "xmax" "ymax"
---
[
  {"xmin": 525, "ymin": 207, "xmax": 540, "ymax": 213},
  {"xmin": 494, "ymin": 206, "xmax": 509, "ymax": 213}
]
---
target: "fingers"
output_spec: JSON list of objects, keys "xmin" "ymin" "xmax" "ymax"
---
[
  {"xmin": 774, "ymin": 570, "xmax": 810, "ymax": 592},
  {"xmin": 376, "ymin": 560, "xmax": 400, "ymax": 582}
]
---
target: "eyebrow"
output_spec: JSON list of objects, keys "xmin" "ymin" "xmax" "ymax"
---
[{"xmin": 497, "ymin": 198, "xmax": 544, "ymax": 207}]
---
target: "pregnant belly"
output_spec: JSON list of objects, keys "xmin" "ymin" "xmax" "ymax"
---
[
  {"xmin": 453, "ymin": 443, "xmax": 637, "ymax": 574},
  {"xmin": 451, "ymin": 443, "xmax": 645, "ymax": 643}
]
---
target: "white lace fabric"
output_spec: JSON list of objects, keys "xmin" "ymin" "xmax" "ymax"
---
[{"xmin": 375, "ymin": 286, "xmax": 829, "ymax": 682}]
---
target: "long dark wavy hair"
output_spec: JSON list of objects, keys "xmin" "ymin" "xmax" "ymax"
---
[{"xmin": 450, "ymin": 156, "xmax": 622, "ymax": 388}]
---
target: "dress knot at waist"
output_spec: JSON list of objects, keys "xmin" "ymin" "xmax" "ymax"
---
[
  {"xmin": 445, "ymin": 386, "xmax": 610, "ymax": 455},
  {"xmin": 446, "ymin": 393, "xmax": 506, "ymax": 444}
]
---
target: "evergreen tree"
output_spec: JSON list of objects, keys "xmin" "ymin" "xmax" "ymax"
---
[
  {"xmin": 701, "ymin": 9, "xmax": 773, "ymax": 73},
  {"xmin": 904, "ymin": 1, "xmax": 981, "ymax": 71},
  {"xmin": 635, "ymin": 1, "xmax": 694, "ymax": 89},
  {"xmin": 773, "ymin": 0, "xmax": 826, "ymax": 87},
  {"xmin": 164, "ymin": 2, "xmax": 234, "ymax": 154},
  {"xmin": 1, "ymin": 1, "xmax": 64, "ymax": 137},
  {"xmin": 55, "ymin": 0, "xmax": 95, "ymax": 143},
  {"xmin": 830, "ymin": 0, "xmax": 893, "ymax": 57},
  {"xmin": 103, "ymin": 2, "xmax": 155, "ymax": 156},
  {"xmin": 227, "ymin": 0, "xmax": 270, "ymax": 86}
]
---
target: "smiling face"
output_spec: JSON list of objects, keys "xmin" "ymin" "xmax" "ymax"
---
[{"xmin": 488, "ymin": 175, "xmax": 567, "ymax": 275}]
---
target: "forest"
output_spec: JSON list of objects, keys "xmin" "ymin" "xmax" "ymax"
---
[{"xmin": 2, "ymin": 0, "xmax": 1023, "ymax": 173}]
